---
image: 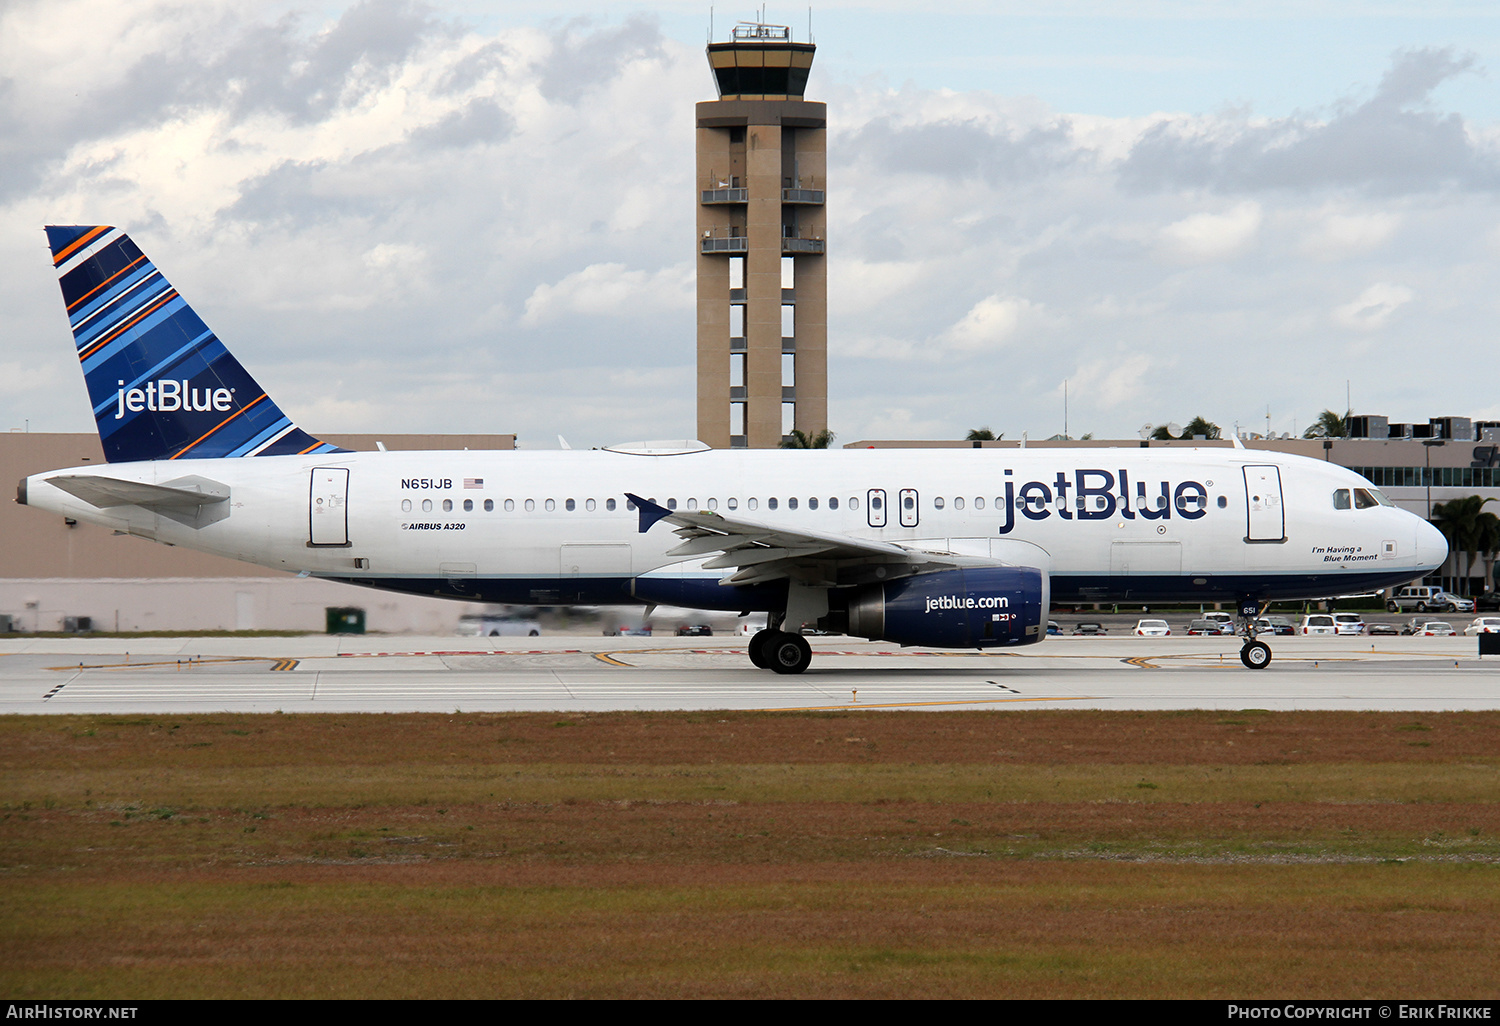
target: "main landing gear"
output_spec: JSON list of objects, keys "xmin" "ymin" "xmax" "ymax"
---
[
  {"xmin": 747, "ymin": 617, "xmax": 812, "ymax": 675},
  {"xmin": 1236, "ymin": 596, "xmax": 1273, "ymax": 670}
]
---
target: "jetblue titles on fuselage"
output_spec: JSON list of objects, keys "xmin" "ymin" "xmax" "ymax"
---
[{"xmin": 994, "ymin": 468, "xmax": 1209, "ymax": 533}]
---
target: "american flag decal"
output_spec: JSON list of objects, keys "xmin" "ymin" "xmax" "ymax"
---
[{"xmin": 464, "ymin": 478, "xmax": 484, "ymax": 489}]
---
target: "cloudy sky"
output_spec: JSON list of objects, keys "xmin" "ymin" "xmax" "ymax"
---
[{"xmin": 3, "ymin": 1, "xmax": 1498, "ymax": 447}]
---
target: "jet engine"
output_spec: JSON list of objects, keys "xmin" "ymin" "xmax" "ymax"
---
[{"xmin": 824, "ymin": 566, "xmax": 1048, "ymax": 648}]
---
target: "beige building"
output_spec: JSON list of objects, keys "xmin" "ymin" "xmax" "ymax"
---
[
  {"xmin": 696, "ymin": 21, "xmax": 827, "ymax": 448},
  {"xmin": 2, "ymin": 432, "xmax": 514, "ymax": 632}
]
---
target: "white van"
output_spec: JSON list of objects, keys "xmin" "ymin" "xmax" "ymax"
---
[
  {"xmin": 1386, "ymin": 586, "xmax": 1473, "ymax": 613},
  {"xmin": 1301, "ymin": 614, "xmax": 1336, "ymax": 635}
]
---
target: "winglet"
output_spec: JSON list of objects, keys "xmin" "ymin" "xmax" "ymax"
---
[{"xmin": 626, "ymin": 493, "xmax": 674, "ymax": 533}]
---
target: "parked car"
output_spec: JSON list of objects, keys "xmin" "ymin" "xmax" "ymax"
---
[
  {"xmin": 1203, "ymin": 612, "xmax": 1235, "ymax": 630},
  {"xmin": 675, "ymin": 624, "xmax": 713, "ymax": 636},
  {"xmin": 456, "ymin": 614, "xmax": 541, "ymax": 637},
  {"xmin": 1474, "ymin": 593, "xmax": 1500, "ymax": 612},
  {"xmin": 1187, "ymin": 619, "xmax": 1230, "ymax": 635},
  {"xmin": 1366, "ymin": 622, "xmax": 1399, "ymax": 636},
  {"xmin": 1257, "ymin": 616, "xmax": 1297, "ymax": 636},
  {"xmin": 1417, "ymin": 621, "xmax": 1456, "ymax": 636},
  {"xmin": 1134, "ymin": 619, "xmax": 1171, "ymax": 637},
  {"xmin": 1464, "ymin": 617, "xmax": 1500, "ymax": 636},
  {"xmin": 1301, "ymin": 614, "xmax": 1336, "ymax": 635},
  {"xmin": 1072, "ymin": 622, "xmax": 1108, "ymax": 636},
  {"xmin": 1331, "ymin": 613, "xmax": 1367, "ymax": 635},
  {"xmin": 1387, "ymin": 586, "xmax": 1473, "ymax": 613},
  {"xmin": 1399, "ymin": 618, "xmax": 1425, "ymax": 636},
  {"xmin": 604, "ymin": 625, "xmax": 652, "ymax": 636},
  {"xmin": 1046, "ymin": 620, "xmax": 1062, "ymax": 636}
]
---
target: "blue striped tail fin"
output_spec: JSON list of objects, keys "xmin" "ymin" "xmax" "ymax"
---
[{"xmin": 44, "ymin": 225, "xmax": 346, "ymax": 463}]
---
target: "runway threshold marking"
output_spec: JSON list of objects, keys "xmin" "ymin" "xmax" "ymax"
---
[{"xmin": 269, "ymin": 659, "xmax": 300, "ymax": 672}]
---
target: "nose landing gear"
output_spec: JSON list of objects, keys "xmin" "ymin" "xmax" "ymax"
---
[{"xmin": 1236, "ymin": 596, "xmax": 1273, "ymax": 670}]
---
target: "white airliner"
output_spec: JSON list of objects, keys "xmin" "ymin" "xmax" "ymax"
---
[{"xmin": 19, "ymin": 226, "xmax": 1448, "ymax": 672}]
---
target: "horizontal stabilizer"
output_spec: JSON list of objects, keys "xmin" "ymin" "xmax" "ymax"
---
[{"xmin": 46, "ymin": 474, "xmax": 230, "ymax": 529}]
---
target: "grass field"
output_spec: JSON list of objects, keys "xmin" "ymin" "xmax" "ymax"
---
[{"xmin": 3, "ymin": 710, "xmax": 1498, "ymax": 998}]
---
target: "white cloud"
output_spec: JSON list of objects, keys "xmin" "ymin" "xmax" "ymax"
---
[
  {"xmin": 942, "ymin": 295, "xmax": 1033, "ymax": 352},
  {"xmin": 520, "ymin": 262, "xmax": 692, "ymax": 326},
  {"xmin": 1158, "ymin": 202, "xmax": 1262, "ymax": 262},
  {"xmin": 1333, "ymin": 282, "xmax": 1414, "ymax": 330},
  {"xmin": 1299, "ymin": 208, "xmax": 1399, "ymax": 260},
  {"xmin": 1065, "ymin": 354, "xmax": 1154, "ymax": 410}
]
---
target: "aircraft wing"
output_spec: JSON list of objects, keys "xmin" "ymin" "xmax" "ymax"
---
[{"xmin": 625, "ymin": 492, "xmax": 990, "ymax": 587}]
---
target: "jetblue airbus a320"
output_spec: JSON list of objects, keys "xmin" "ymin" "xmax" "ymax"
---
[{"xmin": 19, "ymin": 226, "xmax": 1448, "ymax": 672}]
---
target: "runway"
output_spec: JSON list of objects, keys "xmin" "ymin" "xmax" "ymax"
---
[{"xmin": 1, "ymin": 633, "xmax": 1497, "ymax": 713}]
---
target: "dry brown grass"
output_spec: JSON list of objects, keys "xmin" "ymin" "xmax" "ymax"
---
[{"xmin": 3, "ymin": 710, "xmax": 1499, "ymax": 998}]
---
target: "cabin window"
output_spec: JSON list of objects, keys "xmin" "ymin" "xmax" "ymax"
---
[
  {"xmin": 828, "ymin": 497, "xmax": 838, "ymax": 510},
  {"xmin": 748, "ymin": 498, "xmax": 758, "ymax": 511},
  {"xmin": 974, "ymin": 497, "xmax": 984, "ymax": 510},
  {"xmin": 954, "ymin": 497, "xmax": 964, "ymax": 510},
  {"xmin": 728, "ymin": 498, "xmax": 738, "ymax": 511},
  {"xmin": 849, "ymin": 497, "xmax": 858, "ymax": 510},
  {"xmin": 1333, "ymin": 489, "xmax": 1351, "ymax": 510},
  {"xmin": 808, "ymin": 497, "xmax": 818, "ymax": 510},
  {"xmin": 768, "ymin": 497, "xmax": 779, "ymax": 510},
  {"xmin": 544, "ymin": 499, "xmax": 555, "ymax": 512},
  {"xmin": 934, "ymin": 497, "xmax": 945, "ymax": 510},
  {"xmin": 707, "ymin": 498, "xmax": 718, "ymax": 510},
  {"xmin": 686, "ymin": 498, "xmax": 698, "ymax": 510},
  {"xmin": 607, "ymin": 498, "xmax": 617, "ymax": 511},
  {"xmin": 788, "ymin": 497, "xmax": 798, "ymax": 510},
  {"xmin": 401, "ymin": 499, "xmax": 412, "ymax": 513},
  {"xmin": 442, "ymin": 499, "xmax": 453, "ymax": 512},
  {"xmin": 1217, "ymin": 496, "xmax": 1227, "ymax": 508},
  {"xmin": 485, "ymin": 499, "xmax": 494, "ymax": 512},
  {"xmin": 422, "ymin": 499, "xmax": 433, "ymax": 513},
  {"xmin": 525, "ymin": 499, "xmax": 535, "ymax": 512},
  {"xmin": 586, "ymin": 498, "xmax": 596, "ymax": 511},
  {"xmin": 463, "ymin": 499, "xmax": 473, "ymax": 512},
  {"xmin": 565, "ymin": 498, "xmax": 575, "ymax": 511}
]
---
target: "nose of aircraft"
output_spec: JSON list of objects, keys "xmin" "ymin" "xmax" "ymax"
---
[{"xmin": 1414, "ymin": 516, "xmax": 1448, "ymax": 573}]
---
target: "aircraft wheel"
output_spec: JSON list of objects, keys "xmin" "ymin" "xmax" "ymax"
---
[
  {"xmin": 768, "ymin": 632, "xmax": 812, "ymax": 675},
  {"xmin": 748, "ymin": 628, "xmax": 775, "ymax": 669},
  {"xmin": 1240, "ymin": 641, "xmax": 1272, "ymax": 670}
]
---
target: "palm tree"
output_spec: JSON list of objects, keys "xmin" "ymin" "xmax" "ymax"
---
[
  {"xmin": 965, "ymin": 428, "xmax": 997, "ymax": 441},
  {"xmin": 780, "ymin": 428, "xmax": 836, "ymax": 449},
  {"xmin": 1430, "ymin": 496, "xmax": 1500, "ymax": 593},
  {"xmin": 1303, "ymin": 409, "xmax": 1350, "ymax": 439},
  {"xmin": 1151, "ymin": 417, "xmax": 1220, "ymax": 441}
]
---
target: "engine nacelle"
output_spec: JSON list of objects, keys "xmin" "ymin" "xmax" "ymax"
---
[{"xmin": 830, "ymin": 566, "xmax": 1048, "ymax": 648}]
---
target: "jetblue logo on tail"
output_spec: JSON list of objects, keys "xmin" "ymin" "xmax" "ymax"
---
[
  {"xmin": 46, "ymin": 224, "xmax": 346, "ymax": 462},
  {"xmin": 116, "ymin": 379, "xmax": 235, "ymax": 419}
]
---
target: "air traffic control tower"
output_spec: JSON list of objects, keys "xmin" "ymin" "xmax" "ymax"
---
[{"xmin": 696, "ymin": 21, "xmax": 827, "ymax": 448}]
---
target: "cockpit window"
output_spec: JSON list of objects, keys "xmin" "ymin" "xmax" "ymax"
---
[
  {"xmin": 1367, "ymin": 487, "xmax": 1395, "ymax": 507},
  {"xmin": 1333, "ymin": 489, "xmax": 1351, "ymax": 510},
  {"xmin": 1353, "ymin": 488, "xmax": 1380, "ymax": 509}
]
